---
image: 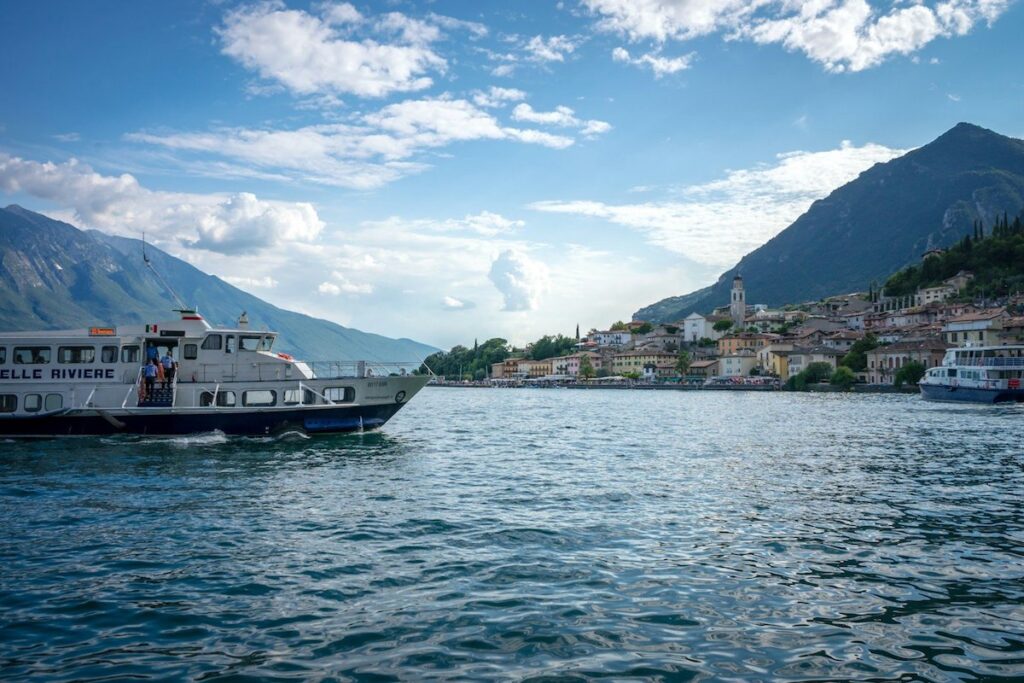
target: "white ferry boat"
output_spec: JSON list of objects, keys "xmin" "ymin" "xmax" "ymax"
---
[
  {"xmin": 919, "ymin": 344, "xmax": 1024, "ymax": 403},
  {"xmin": 0, "ymin": 310, "xmax": 429, "ymax": 437}
]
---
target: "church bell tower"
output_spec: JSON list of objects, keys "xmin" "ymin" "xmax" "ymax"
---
[{"xmin": 730, "ymin": 275, "xmax": 745, "ymax": 328}]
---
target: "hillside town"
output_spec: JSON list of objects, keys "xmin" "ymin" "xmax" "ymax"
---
[{"xmin": 483, "ymin": 262, "xmax": 1024, "ymax": 388}]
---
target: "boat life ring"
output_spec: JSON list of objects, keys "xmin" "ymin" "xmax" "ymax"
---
[
  {"xmin": 278, "ymin": 353, "xmax": 293, "ymax": 360},
  {"xmin": 395, "ymin": 391, "xmax": 407, "ymax": 404}
]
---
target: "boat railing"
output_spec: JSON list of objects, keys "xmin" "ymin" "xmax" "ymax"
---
[
  {"xmin": 306, "ymin": 360, "xmax": 421, "ymax": 379},
  {"xmin": 952, "ymin": 357, "xmax": 1024, "ymax": 367},
  {"xmin": 178, "ymin": 360, "xmax": 422, "ymax": 384}
]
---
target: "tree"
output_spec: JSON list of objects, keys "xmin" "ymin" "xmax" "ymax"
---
[
  {"xmin": 578, "ymin": 355, "xmax": 596, "ymax": 380},
  {"xmin": 713, "ymin": 319, "xmax": 734, "ymax": 332},
  {"xmin": 417, "ymin": 338, "xmax": 511, "ymax": 378},
  {"xmin": 623, "ymin": 371, "xmax": 641, "ymax": 380},
  {"xmin": 804, "ymin": 362, "xmax": 834, "ymax": 384},
  {"xmin": 894, "ymin": 361, "xmax": 926, "ymax": 387},
  {"xmin": 610, "ymin": 320, "xmax": 629, "ymax": 331},
  {"xmin": 830, "ymin": 366, "xmax": 856, "ymax": 390},
  {"xmin": 675, "ymin": 350, "xmax": 692, "ymax": 377},
  {"xmin": 634, "ymin": 322, "xmax": 653, "ymax": 334},
  {"xmin": 529, "ymin": 334, "xmax": 576, "ymax": 361},
  {"xmin": 840, "ymin": 334, "xmax": 878, "ymax": 372}
]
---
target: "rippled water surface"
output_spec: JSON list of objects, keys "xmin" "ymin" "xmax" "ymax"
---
[{"xmin": 2, "ymin": 388, "xmax": 1024, "ymax": 681}]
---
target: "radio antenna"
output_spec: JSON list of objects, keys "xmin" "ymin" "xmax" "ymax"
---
[{"xmin": 142, "ymin": 232, "xmax": 189, "ymax": 311}]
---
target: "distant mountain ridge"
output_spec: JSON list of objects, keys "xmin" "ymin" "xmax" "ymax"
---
[
  {"xmin": 634, "ymin": 123, "xmax": 1024, "ymax": 322},
  {"xmin": 0, "ymin": 205, "xmax": 438, "ymax": 361}
]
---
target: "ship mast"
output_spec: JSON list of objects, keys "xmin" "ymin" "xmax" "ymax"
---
[{"xmin": 142, "ymin": 232, "xmax": 190, "ymax": 312}]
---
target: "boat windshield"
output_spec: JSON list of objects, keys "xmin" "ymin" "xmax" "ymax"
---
[{"xmin": 259, "ymin": 336, "xmax": 275, "ymax": 352}]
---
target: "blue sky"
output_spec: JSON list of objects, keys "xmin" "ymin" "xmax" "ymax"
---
[{"xmin": 1, "ymin": 0, "xmax": 1022, "ymax": 349}]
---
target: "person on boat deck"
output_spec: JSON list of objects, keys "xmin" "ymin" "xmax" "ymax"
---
[
  {"xmin": 146, "ymin": 344, "xmax": 159, "ymax": 363},
  {"xmin": 143, "ymin": 359, "xmax": 158, "ymax": 398},
  {"xmin": 160, "ymin": 350, "xmax": 177, "ymax": 389}
]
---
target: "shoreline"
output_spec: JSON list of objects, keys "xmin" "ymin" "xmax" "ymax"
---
[{"xmin": 427, "ymin": 382, "xmax": 919, "ymax": 394}]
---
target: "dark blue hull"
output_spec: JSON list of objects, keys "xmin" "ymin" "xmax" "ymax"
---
[
  {"xmin": 919, "ymin": 383, "xmax": 1024, "ymax": 404},
  {"xmin": 0, "ymin": 403, "xmax": 405, "ymax": 437}
]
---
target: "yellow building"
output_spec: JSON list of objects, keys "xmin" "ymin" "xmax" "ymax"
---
[
  {"xmin": 717, "ymin": 334, "xmax": 770, "ymax": 356},
  {"xmin": 758, "ymin": 343, "xmax": 793, "ymax": 378},
  {"xmin": 611, "ymin": 351, "xmax": 676, "ymax": 376}
]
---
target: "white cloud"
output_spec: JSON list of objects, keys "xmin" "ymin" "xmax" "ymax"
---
[
  {"xmin": 222, "ymin": 275, "xmax": 279, "ymax": 288},
  {"xmin": 53, "ymin": 132, "xmax": 81, "ymax": 142},
  {"xmin": 585, "ymin": 0, "xmax": 1011, "ymax": 72},
  {"xmin": 318, "ymin": 271, "xmax": 374, "ymax": 295},
  {"xmin": 947, "ymin": 93, "xmax": 961, "ymax": 102},
  {"xmin": 530, "ymin": 140, "xmax": 904, "ymax": 268},
  {"xmin": 512, "ymin": 103, "xmax": 579, "ymax": 126},
  {"xmin": 320, "ymin": 2, "xmax": 363, "ymax": 26},
  {"xmin": 488, "ymin": 249, "xmax": 550, "ymax": 312},
  {"xmin": 0, "ymin": 153, "xmax": 324, "ymax": 255},
  {"xmin": 483, "ymin": 34, "xmax": 583, "ymax": 76},
  {"xmin": 426, "ymin": 13, "xmax": 489, "ymax": 39},
  {"xmin": 218, "ymin": 2, "xmax": 469, "ymax": 98},
  {"xmin": 511, "ymin": 103, "xmax": 612, "ymax": 138},
  {"xmin": 612, "ymin": 46, "xmax": 694, "ymax": 76},
  {"xmin": 524, "ymin": 34, "xmax": 581, "ymax": 62},
  {"xmin": 472, "ymin": 86, "xmax": 527, "ymax": 108},
  {"xmin": 130, "ymin": 97, "xmax": 586, "ymax": 188},
  {"xmin": 190, "ymin": 193, "xmax": 322, "ymax": 253},
  {"xmin": 363, "ymin": 211, "xmax": 524, "ymax": 237},
  {"xmin": 442, "ymin": 295, "xmax": 471, "ymax": 309}
]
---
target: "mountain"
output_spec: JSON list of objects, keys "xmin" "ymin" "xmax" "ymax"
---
[
  {"xmin": 0, "ymin": 205, "xmax": 438, "ymax": 361},
  {"xmin": 635, "ymin": 123, "xmax": 1024, "ymax": 322}
]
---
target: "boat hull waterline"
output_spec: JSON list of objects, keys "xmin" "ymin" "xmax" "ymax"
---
[
  {"xmin": 0, "ymin": 398, "xmax": 418, "ymax": 437},
  {"xmin": 919, "ymin": 383, "xmax": 1024, "ymax": 404}
]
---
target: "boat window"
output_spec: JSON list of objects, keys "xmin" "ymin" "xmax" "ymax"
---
[
  {"xmin": 183, "ymin": 344, "xmax": 198, "ymax": 360},
  {"xmin": 24, "ymin": 394, "xmax": 41, "ymax": 413},
  {"xmin": 259, "ymin": 336, "xmax": 275, "ymax": 352},
  {"xmin": 324, "ymin": 387, "xmax": 355, "ymax": 403},
  {"xmin": 200, "ymin": 392, "xmax": 214, "ymax": 407},
  {"xmin": 216, "ymin": 391, "xmax": 236, "ymax": 407},
  {"xmin": 14, "ymin": 347, "xmax": 51, "ymax": 365},
  {"xmin": 121, "ymin": 346, "xmax": 140, "ymax": 363},
  {"xmin": 201, "ymin": 334, "xmax": 222, "ymax": 351},
  {"xmin": 239, "ymin": 335, "xmax": 261, "ymax": 352},
  {"xmin": 243, "ymin": 390, "xmax": 276, "ymax": 407},
  {"xmin": 44, "ymin": 394, "xmax": 63, "ymax": 411},
  {"xmin": 225, "ymin": 336, "xmax": 236, "ymax": 354},
  {"xmin": 948, "ymin": 368, "xmax": 957, "ymax": 378},
  {"xmin": 101, "ymin": 346, "xmax": 119, "ymax": 363},
  {"xmin": 58, "ymin": 346, "xmax": 96, "ymax": 364},
  {"xmin": 0, "ymin": 347, "xmax": 5, "ymax": 364},
  {"xmin": 282, "ymin": 388, "xmax": 315, "ymax": 405},
  {"xmin": 0, "ymin": 395, "xmax": 16, "ymax": 413}
]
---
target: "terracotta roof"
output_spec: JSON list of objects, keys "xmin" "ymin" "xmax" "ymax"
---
[
  {"xmin": 867, "ymin": 340, "xmax": 952, "ymax": 354},
  {"xmin": 790, "ymin": 346, "xmax": 842, "ymax": 356},
  {"xmin": 948, "ymin": 309, "xmax": 1007, "ymax": 323}
]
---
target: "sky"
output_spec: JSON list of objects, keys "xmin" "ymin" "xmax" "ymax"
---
[{"xmin": 1, "ymin": 1, "xmax": 1022, "ymax": 349}]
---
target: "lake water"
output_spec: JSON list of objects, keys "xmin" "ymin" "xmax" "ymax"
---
[{"xmin": 2, "ymin": 388, "xmax": 1023, "ymax": 681}]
